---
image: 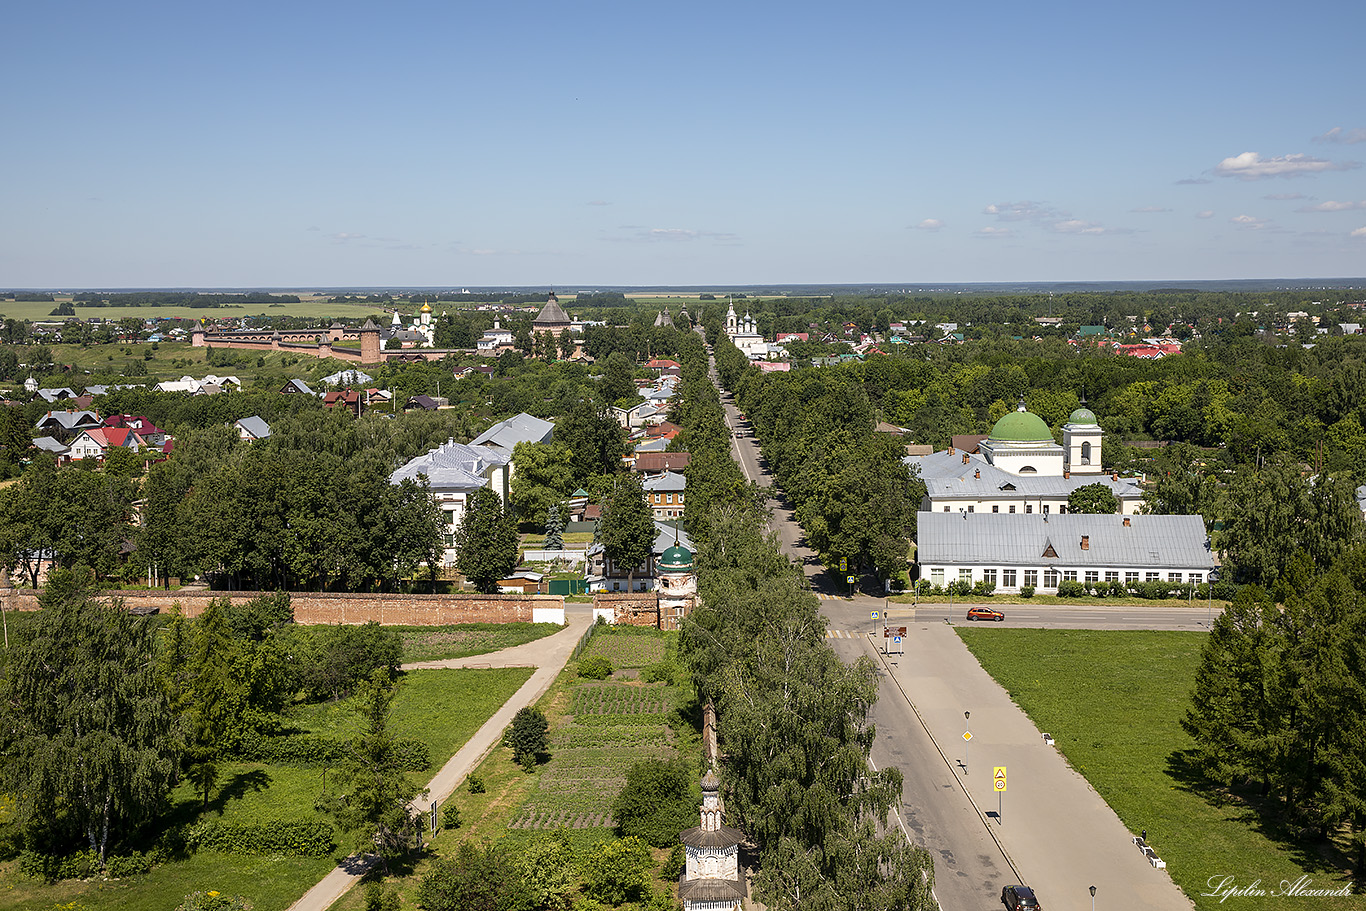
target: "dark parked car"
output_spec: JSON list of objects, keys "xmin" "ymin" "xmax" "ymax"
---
[
  {"xmin": 967, "ymin": 607, "xmax": 1005, "ymax": 622},
  {"xmin": 1002, "ymin": 884, "xmax": 1041, "ymax": 910}
]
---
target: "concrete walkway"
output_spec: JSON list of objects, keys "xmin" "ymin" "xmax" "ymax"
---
[
  {"xmin": 286, "ymin": 608, "xmax": 595, "ymax": 911},
  {"xmin": 872, "ymin": 622, "xmax": 1193, "ymax": 911}
]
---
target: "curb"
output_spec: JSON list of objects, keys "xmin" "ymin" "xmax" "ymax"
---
[{"xmin": 867, "ymin": 633, "xmax": 1024, "ymax": 884}]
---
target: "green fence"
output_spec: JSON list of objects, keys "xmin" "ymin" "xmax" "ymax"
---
[{"xmin": 548, "ymin": 578, "xmax": 588, "ymax": 596}]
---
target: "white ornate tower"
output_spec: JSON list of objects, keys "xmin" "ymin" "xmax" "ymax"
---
[
  {"xmin": 679, "ymin": 768, "xmax": 745, "ymax": 910},
  {"xmin": 1062, "ymin": 405, "xmax": 1104, "ymax": 474},
  {"xmin": 726, "ymin": 299, "xmax": 738, "ymax": 335}
]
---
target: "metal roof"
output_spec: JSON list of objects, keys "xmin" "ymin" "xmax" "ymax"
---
[
  {"xmin": 908, "ymin": 450, "xmax": 1143, "ymax": 500},
  {"xmin": 918, "ymin": 512, "xmax": 1213, "ymax": 570},
  {"xmin": 470, "ymin": 412, "xmax": 555, "ymax": 456}
]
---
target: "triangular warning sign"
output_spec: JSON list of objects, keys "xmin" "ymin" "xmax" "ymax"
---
[{"xmin": 994, "ymin": 768, "xmax": 1006, "ymax": 779}]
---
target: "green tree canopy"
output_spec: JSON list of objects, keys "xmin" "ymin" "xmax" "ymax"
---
[
  {"xmin": 1067, "ymin": 482, "xmax": 1120, "ymax": 514},
  {"xmin": 599, "ymin": 474, "xmax": 657, "ymax": 589},
  {"xmin": 452, "ymin": 487, "xmax": 519, "ymax": 594}
]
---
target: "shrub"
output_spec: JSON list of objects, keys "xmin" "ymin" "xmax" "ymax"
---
[
  {"xmin": 466, "ymin": 774, "xmax": 486, "ymax": 794},
  {"xmin": 442, "ymin": 805, "xmax": 463, "ymax": 829},
  {"xmin": 234, "ymin": 733, "xmax": 429, "ymax": 771},
  {"xmin": 508, "ymin": 707, "xmax": 549, "ymax": 770},
  {"xmin": 305, "ymin": 622, "xmax": 403, "ymax": 700},
  {"xmin": 176, "ymin": 891, "xmax": 253, "ymax": 911},
  {"xmin": 662, "ymin": 843, "xmax": 686, "ymax": 880},
  {"xmin": 613, "ymin": 758, "xmax": 698, "ymax": 847},
  {"xmin": 971, "ymin": 580, "xmax": 996, "ymax": 598},
  {"xmin": 418, "ymin": 840, "xmax": 532, "ymax": 911},
  {"xmin": 18, "ymin": 849, "xmax": 97, "ymax": 882},
  {"xmin": 187, "ymin": 820, "xmax": 335, "ymax": 856},
  {"xmin": 1212, "ymin": 580, "xmax": 1238, "ymax": 601},
  {"xmin": 364, "ymin": 881, "xmax": 400, "ymax": 911},
  {"xmin": 1056, "ymin": 580, "xmax": 1085, "ymax": 597},
  {"xmin": 582, "ymin": 836, "xmax": 653, "ymax": 905},
  {"xmin": 1019, "ymin": 585, "xmax": 1035, "ymax": 599},
  {"xmin": 106, "ymin": 851, "xmax": 153, "ymax": 877},
  {"xmin": 578, "ymin": 656, "xmax": 613, "ymax": 680},
  {"xmin": 641, "ymin": 660, "xmax": 678, "ymax": 685},
  {"xmin": 1109, "ymin": 581, "xmax": 1126, "ymax": 598},
  {"xmin": 915, "ymin": 580, "xmax": 932, "ymax": 596}
]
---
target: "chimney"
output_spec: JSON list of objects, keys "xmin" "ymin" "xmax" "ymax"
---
[
  {"xmin": 963, "ymin": 453, "xmax": 970, "ymax": 465},
  {"xmin": 1123, "ymin": 517, "xmax": 1131, "ymax": 527},
  {"xmin": 948, "ymin": 447, "xmax": 954, "ymax": 456},
  {"xmin": 1081, "ymin": 535, "xmax": 1090, "ymax": 550},
  {"xmin": 1112, "ymin": 472, "xmax": 1118, "ymax": 481},
  {"xmin": 974, "ymin": 469, "xmax": 980, "ymax": 479},
  {"xmin": 1064, "ymin": 470, "xmax": 1070, "ymax": 479}
]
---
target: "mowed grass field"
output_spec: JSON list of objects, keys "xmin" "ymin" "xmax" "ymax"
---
[
  {"xmin": 957, "ymin": 628, "xmax": 1358, "ymax": 910},
  {"xmin": 0, "ymin": 297, "xmax": 390, "ymax": 323}
]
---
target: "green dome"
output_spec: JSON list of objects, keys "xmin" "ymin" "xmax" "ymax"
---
[
  {"xmin": 989, "ymin": 410, "xmax": 1054, "ymax": 442},
  {"xmin": 1067, "ymin": 407, "xmax": 1098, "ymax": 425},
  {"xmin": 659, "ymin": 544, "xmax": 693, "ymax": 571}
]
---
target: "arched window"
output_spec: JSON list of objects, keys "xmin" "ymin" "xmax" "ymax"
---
[
  {"xmin": 1019, "ymin": 465, "xmax": 1037, "ymax": 474},
  {"xmin": 1081, "ymin": 441, "xmax": 1092, "ymax": 464}
]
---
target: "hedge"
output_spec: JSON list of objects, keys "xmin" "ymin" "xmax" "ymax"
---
[
  {"xmin": 188, "ymin": 820, "xmax": 336, "ymax": 856},
  {"xmin": 235, "ymin": 732, "xmax": 431, "ymax": 771}
]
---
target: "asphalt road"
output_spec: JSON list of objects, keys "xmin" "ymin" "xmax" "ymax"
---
[{"xmin": 708, "ymin": 353, "xmax": 1196, "ymax": 910}]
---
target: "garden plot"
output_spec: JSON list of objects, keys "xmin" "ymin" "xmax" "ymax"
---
[
  {"xmin": 576, "ymin": 632, "xmax": 667, "ymax": 668},
  {"xmin": 508, "ymin": 681, "xmax": 683, "ymax": 832}
]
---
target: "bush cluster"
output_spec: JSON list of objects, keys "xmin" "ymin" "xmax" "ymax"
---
[
  {"xmin": 577, "ymin": 655, "xmax": 613, "ymax": 679},
  {"xmin": 18, "ymin": 849, "xmax": 99, "ymax": 882},
  {"xmin": 234, "ymin": 732, "xmax": 430, "ymax": 771},
  {"xmin": 187, "ymin": 820, "xmax": 335, "ymax": 856}
]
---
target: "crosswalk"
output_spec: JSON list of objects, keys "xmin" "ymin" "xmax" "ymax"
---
[{"xmin": 825, "ymin": 629, "xmax": 863, "ymax": 639}]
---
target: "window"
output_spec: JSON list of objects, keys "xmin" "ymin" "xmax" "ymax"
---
[
  {"xmin": 992, "ymin": 505, "xmax": 999, "ymax": 513},
  {"xmin": 1019, "ymin": 466, "xmax": 1037, "ymax": 474},
  {"xmin": 1043, "ymin": 570, "xmax": 1059, "ymax": 588},
  {"xmin": 984, "ymin": 569, "xmax": 997, "ymax": 586},
  {"xmin": 959, "ymin": 569, "xmax": 973, "ymax": 584},
  {"xmin": 1081, "ymin": 441, "xmax": 1092, "ymax": 465},
  {"xmin": 1063, "ymin": 570, "xmax": 1078, "ymax": 582},
  {"xmin": 944, "ymin": 505, "xmax": 950, "ymax": 512},
  {"xmin": 1126, "ymin": 571, "xmax": 1139, "ymax": 584},
  {"xmin": 930, "ymin": 569, "xmax": 945, "ymax": 587},
  {"xmin": 967, "ymin": 505, "xmax": 974, "ymax": 513},
  {"xmin": 1105, "ymin": 571, "xmax": 1119, "ymax": 582},
  {"xmin": 1085, "ymin": 571, "xmax": 1098, "ymax": 583},
  {"xmin": 1003, "ymin": 569, "xmax": 1017, "ymax": 587},
  {"xmin": 1008, "ymin": 505, "xmax": 1016, "ymax": 513},
  {"xmin": 666, "ymin": 493, "xmax": 673, "ymax": 503},
  {"xmin": 1043, "ymin": 505, "xmax": 1049, "ymax": 515},
  {"xmin": 1168, "ymin": 572, "xmax": 1183, "ymax": 583},
  {"xmin": 1024, "ymin": 570, "xmax": 1038, "ymax": 587},
  {"xmin": 1190, "ymin": 573, "xmax": 1204, "ymax": 585},
  {"xmin": 1146, "ymin": 572, "xmax": 1160, "ymax": 582},
  {"xmin": 1026, "ymin": 505, "xmax": 1034, "ymax": 514}
]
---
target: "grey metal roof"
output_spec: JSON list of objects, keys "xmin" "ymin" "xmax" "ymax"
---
[
  {"xmin": 389, "ymin": 438, "xmax": 507, "ymax": 491},
  {"xmin": 643, "ymin": 471, "xmax": 686, "ymax": 493},
  {"xmin": 321, "ymin": 369, "xmax": 373, "ymax": 386},
  {"xmin": 32, "ymin": 436, "xmax": 69, "ymax": 454},
  {"xmin": 907, "ymin": 450, "xmax": 1143, "ymax": 501},
  {"xmin": 585, "ymin": 520, "xmax": 693, "ymax": 559},
  {"xmin": 235, "ymin": 416, "xmax": 271, "ymax": 439},
  {"xmin": 37, "ymin": 410, "xmax": 100, "ymax": 431},
  {"xmin": 918, "ymin": 512, "xmax": 1213, "ymax": 570},
  {"xmin": 470, "ymin": 412, "xmax": 555, "ymax": 455}
]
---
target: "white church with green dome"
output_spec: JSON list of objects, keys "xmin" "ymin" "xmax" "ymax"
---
[{"xmin": 906, "ymin": 402, "xmax": 1144, "ymax": 516}]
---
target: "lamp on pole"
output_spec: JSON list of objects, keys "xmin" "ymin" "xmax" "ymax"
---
[
  {"xmin": 1090, "ymin": 885, "xmax": 1096, "ymax": 911},
  {"xmin": 964, "ymin": 711, "xmax": 971, "ymax": 775}
]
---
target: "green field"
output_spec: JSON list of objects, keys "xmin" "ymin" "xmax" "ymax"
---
[
  {"xmin": 957, "ymin": 628, "xmax": 1358, "ymax": 910},
  {"xmin": 0, "ymin": 298, "xmax": 390, "ymax": 323},
  {"xmin": 0, "ymin": 666, "xmax": 534, "ymax": 911},
  {"xmin": 394, "ymin": 621, "xmax": 562, "ymax": 664}
]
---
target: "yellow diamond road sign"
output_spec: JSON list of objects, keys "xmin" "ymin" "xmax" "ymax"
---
[
  {"xmin": 962, "ymin": 731, "xmax": 972, "ymax": 742},
  {"xmin": 994, "ymin": 767, "xmax": 1007, "ymax": 791}
]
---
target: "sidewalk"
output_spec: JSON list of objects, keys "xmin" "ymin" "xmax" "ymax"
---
[
  {"xmin": 873, "ymin": 623, "xmax": 1193, "ymax": 911},
  {"xmin": 286, "ymin": 608, "xmax": 595, "ymax": 911}
]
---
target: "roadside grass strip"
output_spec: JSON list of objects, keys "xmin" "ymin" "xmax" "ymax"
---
[{"xmin": 958, "ymin": 628, "xmax": 1358, "ymax": 911}]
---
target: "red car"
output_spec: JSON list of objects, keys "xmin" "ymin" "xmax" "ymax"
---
[{"xmin": 967, "ymin": 607, "xmax": 1005, "ymax": 622}]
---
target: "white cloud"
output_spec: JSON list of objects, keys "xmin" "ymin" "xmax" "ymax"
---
[
  {"xmin": 650, "ymin": 228, "xmax": 698, "ymax": 240},
  {"xmin": 983, "ymin": 201, "xmax": 1062, "ymax": 222},
  {"xmin": 1264, "ymin": 193, "xmax": 1307, "ymax": 201},
  {"xmin": 1352, "ymin": 227, "xmax": 1366, "ymax": 238},
  {"xmin": 1130, "ymin": 206, "xmax": 1170, "ymax": 213},
  {"xmin": 1052, "ymin": 219, "xmax": 1109, "ymax": 235},
  {"xmin": 1196, "ymin": 210, "xmax": 1215, "ymax": 219},
  {"xmin": 915, "ymin": 218, "xmax": 944, "ymax": 231},
  {"xmin": 1214, "ymin": 151, "xmax": 1359, "ymax": 180},
  {"xmin": 975, "ymin": 226, "xmax": 1012, "ymax": 237},
  {"xmin": 1314, "ymin": 127, "xmax": 1366, "ymax": 145},
  {"xmin": 1230, "ymin": 214, "xmax": 1268, "ymax": 229},
  {"xmin": 1297, "ymin": 200, "xmax": 1366, "ymax": 212}
]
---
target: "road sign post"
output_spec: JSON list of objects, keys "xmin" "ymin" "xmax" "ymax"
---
[
  {"xmin": 994, "ymin": 766, "xmax": 1007, "ymax": 824},
  {"xmin": 870, "ymin": 610, "xmax": 879, "ymax": 640}
]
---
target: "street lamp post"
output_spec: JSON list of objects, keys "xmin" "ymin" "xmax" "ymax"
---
[
  {"xmin": 1090, "ymin": 885, "xmax": 1096, "ymax": 911},
  {"xmin": 964, "ymin": 711, "xmax": 971, "ymax": 775}
]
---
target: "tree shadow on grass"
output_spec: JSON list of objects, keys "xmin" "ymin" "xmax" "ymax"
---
[
  {"xmin": 1165, "ymin": 748, "xmax": 1352, "ymax": 881},
  {"xmin": 163, "ymin": 768, "xmax": 274, "ymax": 828}
]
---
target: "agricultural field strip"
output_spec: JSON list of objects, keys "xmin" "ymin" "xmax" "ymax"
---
[{"xmin": 575, "ymin": 637, "xmax": 666, "ymax": 667}]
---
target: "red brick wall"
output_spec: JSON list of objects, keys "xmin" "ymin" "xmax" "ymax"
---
[
  {"xmin": 0, "ymin": 587, "xmax": 561, "ymax": 626},
  {"xmin": 594, "ymin": 592, "xmax": 660, "ymax": 628}
]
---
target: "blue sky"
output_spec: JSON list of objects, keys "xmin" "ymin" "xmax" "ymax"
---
[{"xmin": 3, "ymin": 0, "xmax": 1365, "ymax": 288}]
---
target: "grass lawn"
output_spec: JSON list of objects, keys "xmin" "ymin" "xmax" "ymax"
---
[
  {"xmin": 392, "ymin": 622, "xmax": 561, "ymax": 664},
  {"xmin": 958, "ymin": 628, "xmax": 1358, "ymax": 909},
  {"xmin": 0, "ymin": 667, "xmax": 533, "ymax": 911},
  {"xmin": 326, "ymin": 627, "xmax": 696, "ymax": 911}
]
